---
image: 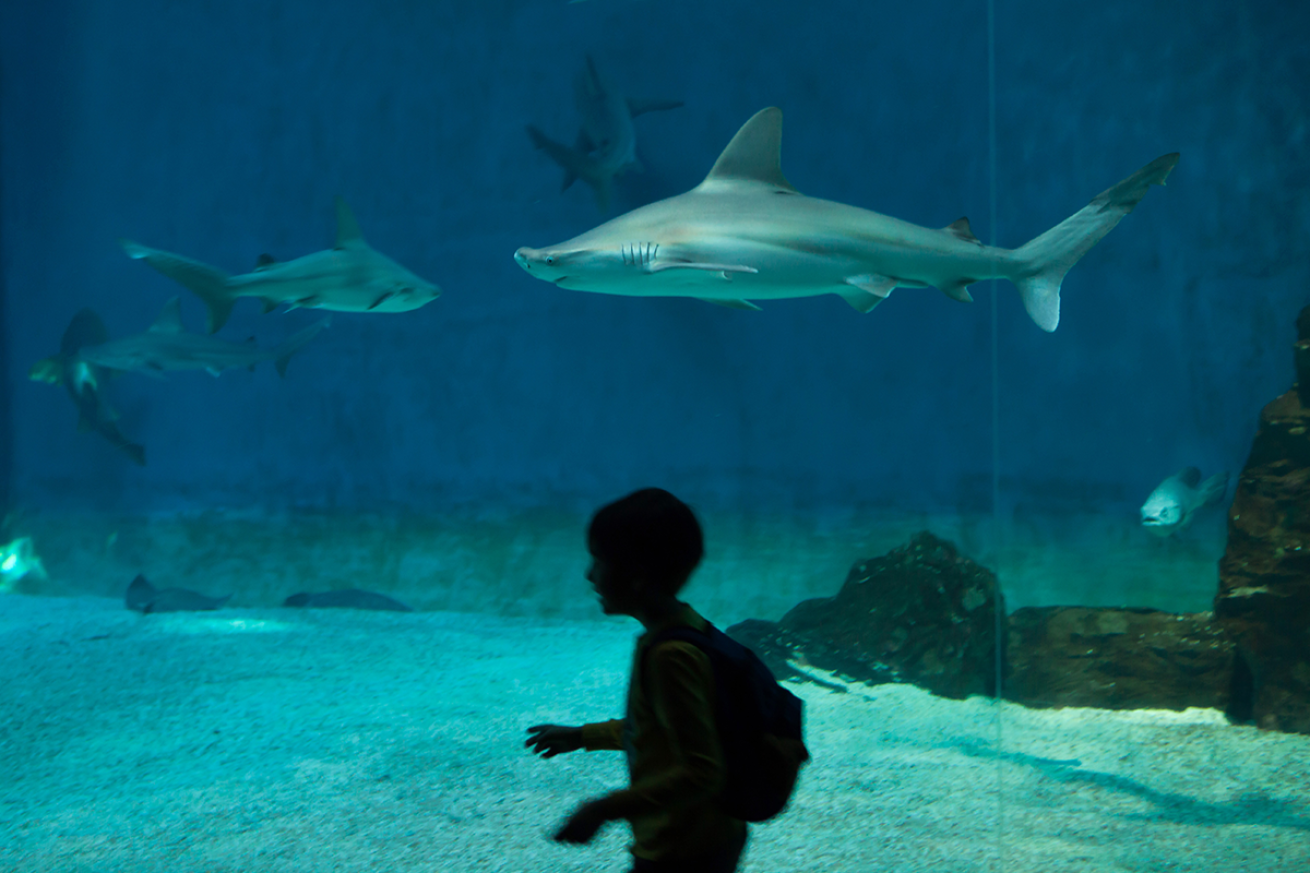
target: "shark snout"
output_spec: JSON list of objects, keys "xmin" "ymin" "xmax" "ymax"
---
[{"xmin": 514, "ymin": 247, "xmax": 568, "ymax": 283}]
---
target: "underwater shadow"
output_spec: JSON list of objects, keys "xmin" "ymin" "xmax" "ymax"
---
[{"xmin": 945, "ymin": 737, "xmax": 1310, "ymax": 831}]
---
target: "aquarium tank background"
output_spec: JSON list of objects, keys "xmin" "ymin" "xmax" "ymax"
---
[{"xmin": 2, "ymin": 1, "xmax": 1308, "ymax": 871}]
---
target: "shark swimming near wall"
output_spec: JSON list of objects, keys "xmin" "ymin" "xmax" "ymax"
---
[
  {"xmin": 120, "ymin": 199, "xmax": 440, "ymax": 333},
  {"xmin": 514, "ymin": 107, "xmax": 1179, "ymax": 331},
  {"xmin": 29, "ymin": 309, "xmax": 147, "ymax": 466},
  {"xmin": 76, "ymin": 297, "xmax": 327, "ymax": 379},
  {"xmin": 526, "ymin": 55, "xmax": 682, "ymax": 212}
]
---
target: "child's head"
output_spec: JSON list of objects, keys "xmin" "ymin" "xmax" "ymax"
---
[{"xmin": 587, "ymin": 488, "xmax": 704, "ymax": 598}]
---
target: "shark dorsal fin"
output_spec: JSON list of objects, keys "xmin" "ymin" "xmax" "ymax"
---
[
  {"xmin": 147, "ymin": 297, "xmax": 185, "ymax": 334},
  {"xmin": 335, "ymin": 198, "xmax": 364, "ymax": 249},
  {"xmin": 60, "ymin": 308, "xmax": 110, "ymax": 355},
  {"xmin": 699, "ymin": 107, "xmax": 798, "ymax": 193},
  {"xmin": 944, "ymin": 217, "xmax": 980, "ymax": 244}
]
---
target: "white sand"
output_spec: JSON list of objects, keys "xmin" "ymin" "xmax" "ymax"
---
[{"xmin": 2, "ymin": 594, "xmax": 1307, "ymax": 872}]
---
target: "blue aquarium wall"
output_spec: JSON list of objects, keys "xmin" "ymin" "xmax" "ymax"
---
[{"xmin": 2, "ymin": 0, "xmax": 1307, "ymax": 520}]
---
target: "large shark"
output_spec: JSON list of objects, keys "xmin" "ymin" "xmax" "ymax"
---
[
  {"xmin": 526, "ymin": 55, "xmax": 682, "ymax": 212},
  {"xmin": 76, "ymin": 297, "xmax": 327, "ymax": 379},
  {"xmin": 514, "ymin": 107, "xmax": 1179, "ymax": 331},
  {"xmin": 29, "ymin": 309, "xmax": 147, "ymax": 466},
  {"xmin": 120, "ymin": 199, "xmax": 440, "ymax": 333}
]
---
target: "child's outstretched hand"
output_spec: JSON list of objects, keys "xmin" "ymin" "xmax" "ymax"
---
[{"xmin": 525, "ymin": 724, "xmax": 584, "ymax": 758}]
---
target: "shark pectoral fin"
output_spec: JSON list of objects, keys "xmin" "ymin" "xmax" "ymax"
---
[
  {"xmin": 649, "ymin": 262, "xmax": 759, "ymax": 276},
  {"xmin": 368, "ymin": 292, "xmax": 393, "ymax": 311},
  {"xmin": 286, "ymin": 296, "xmax": 322, "ymax": 311},
  {"xmin": 698, "ymin": 298, "xmax": 761, "ymax": 311},
  {"xmin": 255, "ymin": 253, "xmax": 278, "ymax": 269},
  {"xmin": 260, "ymin": 297, "xmax": 281, "ymax": 314},
  {"xmin": 938, "ymin": 280, "xmax": 976, "ymax": 303},
  {"xmin": 627, "ymin": 98, "xmax": 685, "ymax": 117}
]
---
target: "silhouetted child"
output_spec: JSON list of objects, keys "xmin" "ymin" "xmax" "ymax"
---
[{"xmin": 525, "ymin": 488, "xmax": 749, "ymax": 872}]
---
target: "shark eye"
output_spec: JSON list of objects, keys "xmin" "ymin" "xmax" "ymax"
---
[{"xmin": 545, "ymin": 256, "xmax": 556, "ymax": 266}]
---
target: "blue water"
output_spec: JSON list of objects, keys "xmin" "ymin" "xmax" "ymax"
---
[{"xmin": 2, "ymin": 1, "xmax": 1307, "ymax": 870}]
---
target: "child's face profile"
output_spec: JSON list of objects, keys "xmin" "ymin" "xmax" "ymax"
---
[{"xmin": 586, "ymin": 547, "xmax": 640, "ymax": 617}]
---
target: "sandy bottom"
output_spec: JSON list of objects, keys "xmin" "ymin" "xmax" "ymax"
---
[{"xmin": 2, "ymin": 594, "xmax": 1307, "ymax": 872}]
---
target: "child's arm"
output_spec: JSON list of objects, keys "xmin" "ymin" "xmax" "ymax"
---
[
  {"xmin": 567, "ymin": 641, "xmax": 725, "ymax": 829},
  {"xmin": 525, "ymin": 719, "xmax": 624, "ymax": 757}
]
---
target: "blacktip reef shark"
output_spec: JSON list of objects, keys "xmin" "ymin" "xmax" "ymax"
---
[
  {"xmin": 514, "ymin": 107, "xmax": 1179, "ymax": 331},
  {"xmin": 76, "ymin": 297, "xmax": 327, "ymax": 379},
  {"xmin": 527, "ymin": 55, "xmax": 682, "ymax": 212},
  {"xmin": 119, "ymin": 198, "xmax": 440, "ymax": 333},
  {"xmin": 29, "ymin": 308, "xmax": 147, "ymax": 466}
]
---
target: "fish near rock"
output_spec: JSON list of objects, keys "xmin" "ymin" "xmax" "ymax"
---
[
  {"xmin": 125, "ymin": 574, "xmax": 232, "ymax": 613},
  {"xmin": 1140, "ymin": 467, "xmax": 1229, "ymax": 536},
  {"xmin": 282, "ymin": 589, "xmax": 413, "ymax": 612},
  {"xmin": 515, "ymin": 107, "xmax": 1177, "ymax": 330}
]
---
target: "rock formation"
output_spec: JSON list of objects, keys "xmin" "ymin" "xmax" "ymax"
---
[
  {"xmin": 1215, "ymin": 304, "xmax": 1310, "ymax": 732},
  {"xmin": 728, "ymin": 531, "xmax": 1003, "ymax": 699},
  {"xmin": 1005, "ymin": 607, "xmax": 1233, "ymax": 711}
]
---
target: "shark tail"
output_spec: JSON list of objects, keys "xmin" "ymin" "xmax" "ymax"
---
[
  {"xmin": 1010, "ymin": 153, "xmax": 1179, "ymax": 332},
  {"xmin": 1198, "ymin": 471, "xmax": 1230, "ymax": 508},
  {"xmin": 120, "ymin": 239, "xmax": 238, "ymax": 334},
  {"xmin": 526, "ymin": 125, "xmax": 612, "ymax": 211},
  {"xmin": 274, "ymin": 317, "xmax": 330, "ymax": 378}
]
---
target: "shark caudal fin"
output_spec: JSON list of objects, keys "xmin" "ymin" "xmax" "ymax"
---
[
  {"xmin": 526, "ymin": 125, "xmax": 613, "ymax": 211},
  {"xmin": 120, "ymin": 239, "xmax": 237, "ymax": 334},
  {"xmin": 1011, "ymin": 153, "xmax": 1178, "ymax": 331},
  {"xmin": 274, "ymin": 318, "xmax": 330, "ymax": 378}
]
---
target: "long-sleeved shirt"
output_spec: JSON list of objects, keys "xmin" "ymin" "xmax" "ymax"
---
[{"xmin": 581, "ymin": 603, "xmax": 747, "ymax": 862}]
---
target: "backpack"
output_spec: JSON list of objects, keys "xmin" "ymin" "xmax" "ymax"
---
[{"xmin": 644, "ymin": 622, "xmax": 810, "ymax": 822}]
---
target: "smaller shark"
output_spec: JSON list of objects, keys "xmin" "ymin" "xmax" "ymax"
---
[
  {"xmin": 29, "ymin": 309, "xmax": 147, "ymax": 466},
  {"xmin": 76, "ymin": 297, "xmax": 327, "ymax": 379},
  {"xmin": 120, "ymin": 199, "xmax": 440, "ymax": 333},
  {"xmin": 125, "ymin": 574, "xmax": 232, "ymax": 613},
  {"xmin": 527, "ymin": 55, "xmax": 682, "ymax": 211},
  {"xmin": 1140, "ymin": 468, "xmax": 1229, "ymax": 537}
]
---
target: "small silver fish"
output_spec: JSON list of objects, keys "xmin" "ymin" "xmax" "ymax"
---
[
  {"xmin": 125, "ymin": 574, "xmax": 232, "ymax": 613},
  {"xmin": 1140, "ymin": 467, "xmax": 1229, "ymax": 537}
]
